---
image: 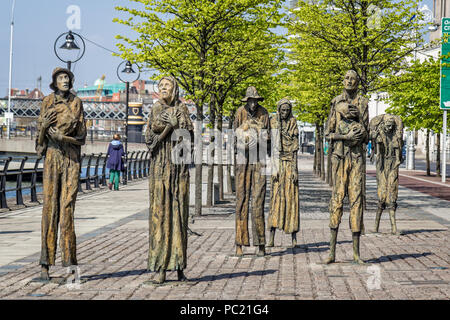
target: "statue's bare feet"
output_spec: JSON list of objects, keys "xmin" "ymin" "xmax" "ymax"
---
[
  {"xmin": 177, "ymin": 270, "xmax": 187, "ymax": 282},
  {"xmin": 40, "ymin": 265, "xmax": 49, "ymax": 280},
  {"xmin": 236, "ymin": 245, "xmax": 243, "ymax": 257},
  {"xmin": 256, "ymin": 245, "xmax": 265, "ymax": 257},
  {"xmin": 266, "ymin": 240, "xmax": 274, "ymax": 248},
  {"xmin": 156, "ymin": 270, "xmax": 166, "ymax": 284}
]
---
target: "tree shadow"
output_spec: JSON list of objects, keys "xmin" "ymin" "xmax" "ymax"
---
[
  {"xmin": 268, "ymin": 240, "xmax": 352, "ymax": 257},
  {"xmin": 189, "ymin": 269, "xmax": 277, "ymax": 282},
  {"xmin": 0, "ymin": 230, "xmax": 33, "ymax": 234},
  {"xmin": 366, "ymin": 252, "xmax": 433, "ymax": 264},
  {"xmin": 400, "ymin": 229, "xmax": 447, "ymax": 235},
  {"xmin": 81, "ymin": 269, "xmax": 149, "ymax": 282}
]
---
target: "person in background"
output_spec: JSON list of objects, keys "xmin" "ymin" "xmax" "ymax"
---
[{"xmin": 106, "ymin": 134, "xmax": 125, "ymax": 191}]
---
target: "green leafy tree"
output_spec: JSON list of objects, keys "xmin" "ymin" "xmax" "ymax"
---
[
  {"xmin": 289, "ymin": 0, "xmax": 427, "ymax": 95},
  {"xmin": 113, "ymin": 0, "xmax": 284, "ymax": 215},
  {"xmin": 385, "ymin": 57, "xmax": 449, "ymax": 175}
]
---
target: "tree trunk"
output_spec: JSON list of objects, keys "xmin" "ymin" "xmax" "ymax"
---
[
  {"xmin": 217, "ymin": 109, "xmax": 224, "ymax": 201},
  {"xmin": 426, "ymin": 129, "xmax": 430, "ymax": 176},
  {"xmin": 206, "ymin": 96, "xmax": 216, "ymax": 207},
  {"xmin": 327, "ymin": 142, "xmax": 332, "ymax": 186},
  {"xmin": 194, "ymin": 103, "xmax": 203, "ymax": 216},
  {"xmin": 227, "ymin": 115, "xmax": 234, "ymax": 194},
  {"xmin": 314, "ymin": 124, "xmax": 319, "ymax": 175},
  {"xmin": 436, "ymin": 133, "xmax": 441, "ymax": 177},
  {"xmin": 320, "ymin": 125, "xmax": 325, "ymax": 181}
]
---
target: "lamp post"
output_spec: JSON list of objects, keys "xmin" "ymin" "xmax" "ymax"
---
[
  {"xmin": 6, "ymin": 0, "xmax": 16, "ymax": 140},
  {"xmin": 116, "ymin": 60, "xmax": 140, "ymax": 185},
  {"xmin": 54, "ymin": 30, "xmax": 85, "ymax": 71}
]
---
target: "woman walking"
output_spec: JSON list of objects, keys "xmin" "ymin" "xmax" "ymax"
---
[{"xmin": 106, "ymin": 134, "xmax": 125, "ymax": 191}]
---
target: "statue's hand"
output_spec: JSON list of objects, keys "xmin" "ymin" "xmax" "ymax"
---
[
  {"xmin": 347, "ymin": 105, "xmax": 360, "ymax": 119},
  {"xmin": 48, "ymin": 127, "xmax": 64, "ymax": 142},
  {"xmin": 272, "ymin": 172, "xmax": 279, "ymax": 182},
  {"xmin": 346, "ymin": 127, "xmax": 363, "ymax": 141},
  {"xmin": 41, "ymin": 109, "xmax": 57, "ymax": 130},
  {"xmin": 291, "ymin": 173, "xmax": 298, "ymax": 185},
  {"xmin": 161, "ymin": 112, "xmax": 178, "ymax": 128}
]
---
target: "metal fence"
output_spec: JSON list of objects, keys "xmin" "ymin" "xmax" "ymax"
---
[
  {"xmin": 0, "ymin": 125, "xmax": 127, "ymax": 143},
  {"xmin": 0, "ymin": 98, "xmax": 229, "ymax": 122},
  {"xmin": 0, "ymin": 150, "xmax": 150, "ymax": 210}
]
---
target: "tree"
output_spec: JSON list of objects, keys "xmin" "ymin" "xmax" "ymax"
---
[
  {"xmin": 287, "ymin": 0, "xmax": 427, "ymax": 188},
  {"xmin": 114, "ymin": 0, "xmax": 284, "ymax": 215},
  {"xmin": 289, "ymin": 0, "xmax": 426, "ymax": 95},
  {"xmin": 384, "ymin": 57, "xmax": 449, "ymax": 176}
]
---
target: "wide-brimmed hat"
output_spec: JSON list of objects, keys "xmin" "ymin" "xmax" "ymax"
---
[
  {"xmin": 241, "ymin": 86, "xmax": 264, "ymax": 102},
  {"xmin": 49, "ymin": 67, "xmax": 74, "ymax": 91}
]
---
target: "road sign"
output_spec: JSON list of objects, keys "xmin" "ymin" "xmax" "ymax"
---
[{"xmin": 440, "ymin": 17, "xmax": 450, "ymax": 110}]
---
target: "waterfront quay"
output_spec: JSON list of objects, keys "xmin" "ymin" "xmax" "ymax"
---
[{"xmin": 0, "ymin": 154, "xmax": 448, "ymax": 300}]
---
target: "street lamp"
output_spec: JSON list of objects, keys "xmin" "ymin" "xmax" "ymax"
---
[
  {"xmin": 54, "ymin": 30, "xmax": 85, "ymax": 71},
  {"xmin": 116, "ymin": 60, "xmax": 140, "ymax": 185}
]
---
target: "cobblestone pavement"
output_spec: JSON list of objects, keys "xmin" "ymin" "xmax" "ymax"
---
[{"xmin": 0, "ymin": 155, "xmax": 448, "ymax": 300}]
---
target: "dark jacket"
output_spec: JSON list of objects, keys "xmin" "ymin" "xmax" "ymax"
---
[{"xmin": 106, "ymin": 140, "xmax": 125, "ymax": 171}]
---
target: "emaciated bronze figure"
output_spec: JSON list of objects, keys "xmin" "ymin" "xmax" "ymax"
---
[
  {"xmin": 36, "ymin": 67, "xmax": 87, "ymax": 280},
  {"xmin": 268, "ymin": 98, "xmax": 300, "ymax": 248},
  {"xmin": 369, "ymin": 114, "xmax": 403, "ymax": 235},
  {"xmin": 145, "ymin": 76, "xmax": 193, "ymax": 284},
  {"xmin": 324, "ymin": 70, "xmax": 368, "ymax": 264},
  {"xmin": 234, "ymin": 86, "xmax": 270, "ymax": 257}
]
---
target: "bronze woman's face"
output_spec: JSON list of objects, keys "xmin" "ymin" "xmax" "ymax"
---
[
  {"xmin": 159, "ymin": 79, "xmax": 174, "ymax": 103},
  {"xmin": 280, "ymin": 104, "xmax": 291, "ymax": 120},
  {"xmin": 343, "ymin": 72, "xmax": 358, "ymax": 91},
  {"xmin": 56, "ymin": 73, "xmax": 70, "ymax": 92}
]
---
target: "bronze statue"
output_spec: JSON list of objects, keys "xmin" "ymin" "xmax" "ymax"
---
[
  {"xmin": 369, "ymin": 114, "xmax": 403, "ymax": 235},
  {"xmin": 234, "ymin": 86, "xmax": 270, "ymax": 257},
  {"xmin": 267, "ymin": 98, "xmax": 299, "ymax": 248},
  {"xmin": 145, "ymin": 76, "xmax": 193, "ymax": 284},
  {"xmin": 324, "ymin": 70, "xmax": 369, "ymax": 264},
  {"xmin": 36, "ymin": 67, "xmax": 87, "ymax": 280}
]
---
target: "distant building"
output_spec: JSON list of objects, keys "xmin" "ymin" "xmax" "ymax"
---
[
  {"xmin": 430, "ymin": 0, "xmax": 450, "ymax": 42},
  {"xmin": 5, "ymin": 88, "xmax": 44, "ymax": 99},
  {"xmin": 76, "ymin": 79, "xmax": 159, "ymax": 102}
]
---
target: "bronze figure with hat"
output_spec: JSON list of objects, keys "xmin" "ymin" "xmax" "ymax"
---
[
  {"xmin": 234, "ymin": 86, "xmax": 270, "ymax": 257},
  {"xmin": 35, "ymin": 67, "xmax": 86, "ymax": 281}
]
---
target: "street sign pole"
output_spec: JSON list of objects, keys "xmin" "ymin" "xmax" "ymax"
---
[
  {"xmin": 443, "ymin": 110, "xmax": 447, "ymax": 182},
  {"xmin": 440, "ymin": 17, "xmax": 450, "ymax": 182}
]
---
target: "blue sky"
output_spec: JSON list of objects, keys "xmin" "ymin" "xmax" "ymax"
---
[{"xmin": 0, "ymin": 0, "xmax": 434, "ymax": 97}]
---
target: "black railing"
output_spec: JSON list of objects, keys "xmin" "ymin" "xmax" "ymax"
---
[
  {"xmin": 0, "ymin": 150, "xmax": 150, "ymax": 210},
  {"xmin": 1, "ymin": 125, "xmax": 128, "ymax": 143}
]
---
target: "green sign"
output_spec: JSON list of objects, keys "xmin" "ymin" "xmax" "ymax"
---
[{"xmin": 440, "ymin": 18, "xmax": 450, "ymax": 110}]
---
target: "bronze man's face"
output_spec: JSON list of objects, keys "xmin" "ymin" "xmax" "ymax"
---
[
  {"xmin": 280, "ymin": 104, "xmax": 291, "ymax": 120},
  {"xmin": 384, "ymin": 120, "xmax": 395, "ymax": 133},
  {"xmin": 343, "ymin": 72, "xmax": 358, "ymax": 91},
  {"xmin": 56, "ymin": 73, "xmax": 70, "ymax": 92},
  {"xmin": 159, "ymin": 79, "xmax": 174, "ymax": 102},
  {"xmin": 247, "ymin": 98, "xmax": 258, "ymax": 113}
]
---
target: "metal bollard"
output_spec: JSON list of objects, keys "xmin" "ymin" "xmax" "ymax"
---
[
  {"xmin": 0, "ymin": 157, "xmax": 12, "ymax": 209},
  {"xmin": 128, "ymin": 151, "xmax": 135, "ymax": 181},
  {"xmin": 15, "ymin": 157, "xmax": 28, "ymax": 206},
  {"xmin": 93, "ymin": 153, "xmax": 102, "ymax": 188},
  {"xmin": 30, "ymin": 157, "xmax": 41, "ymax": 203},
  {"xmin": 85, "ymin": 154, "xmax": 94, "ymax": 190}
]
